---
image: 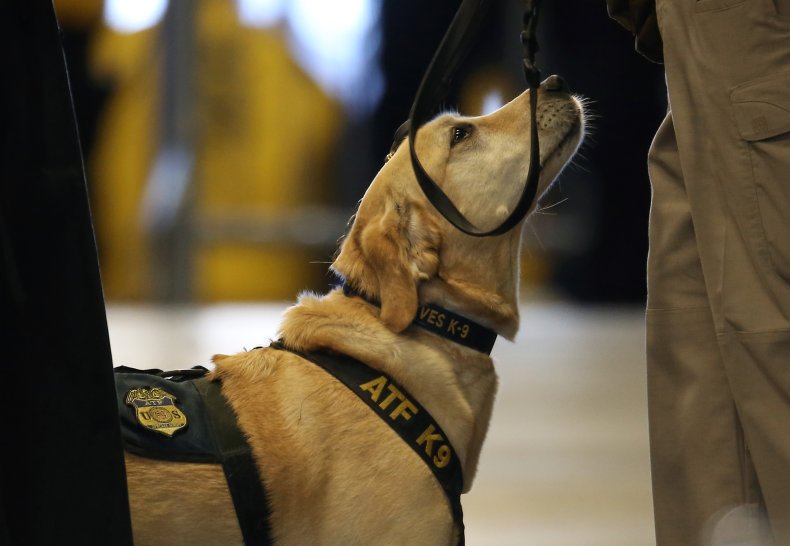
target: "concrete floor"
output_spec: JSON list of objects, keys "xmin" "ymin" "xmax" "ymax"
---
[{"xmin": 107, "ymin": 299, "xmax": 655, "ymax": 546}]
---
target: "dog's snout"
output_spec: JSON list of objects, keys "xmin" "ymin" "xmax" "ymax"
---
[{"xmin": 542, "ymin": 74, "xmax": 569, "ymax": 93}]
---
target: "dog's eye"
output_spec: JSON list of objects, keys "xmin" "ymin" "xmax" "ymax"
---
[{"xmin": 451, "ymin": 124, "xmax": 473, "ymax": 147}]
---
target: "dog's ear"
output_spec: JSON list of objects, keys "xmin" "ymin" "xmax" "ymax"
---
[{"xmin": 334, "ymin": 197, "xmax": 440, "ymax": 333}]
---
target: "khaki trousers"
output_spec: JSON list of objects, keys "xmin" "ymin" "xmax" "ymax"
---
[{"xmin": 647, "ymin": 0, "xmax": 790, "ymax": 544}]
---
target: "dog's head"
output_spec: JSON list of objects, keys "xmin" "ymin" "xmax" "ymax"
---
[{"xmin": 333, "ymin": 77, "xmax": 585, "ymax": 336}]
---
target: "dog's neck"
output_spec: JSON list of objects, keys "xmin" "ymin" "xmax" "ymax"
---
[
  {"xmin": 419, "ymin": 276, "xmax": 520, "ymax": 340},
  {"xmin": 421, "ymin": 229, "xmax": 524, "ymax": 341},
  {"xmin": 277, "ymin": 288, "xmax": 499, "ymax": 492}
]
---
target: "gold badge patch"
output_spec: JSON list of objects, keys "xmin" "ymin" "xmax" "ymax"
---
[{"xmin": 125, "ymin": 387, "xmax": 187, "ymax": 437}]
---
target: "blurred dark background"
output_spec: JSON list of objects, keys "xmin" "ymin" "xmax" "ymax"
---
[{"xmin": 55, "ymin": 0, "xmax": 666, "ymax": 305}]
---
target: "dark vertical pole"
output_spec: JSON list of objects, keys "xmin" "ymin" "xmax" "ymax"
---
[
  {"xmin": 0, "ymin": 1, "xmax": 133, "ymax": 545},
  {"xmin": 144, "ymin": 1, "xmax": 196, "ymax": 302}
]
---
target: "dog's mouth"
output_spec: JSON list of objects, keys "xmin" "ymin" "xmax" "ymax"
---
[
  {"xmin": 537, "ymin": 98, "xmax": 584, "ymax": 169},
  {"xmin": 541, "ymin": 116, "xmax": 583, "ymax": 167}
]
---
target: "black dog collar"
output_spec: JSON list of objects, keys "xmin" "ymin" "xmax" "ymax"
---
[{"xmin": 341, "ymin": 283, "xmax": 497, "ymax": 355}]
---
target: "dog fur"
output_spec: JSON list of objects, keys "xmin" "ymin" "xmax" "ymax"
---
[{"xmin": 125, "ymin": 80, "xmax": 585, "ymax": 545}]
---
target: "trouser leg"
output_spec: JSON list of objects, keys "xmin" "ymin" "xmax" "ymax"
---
[
  {"xmin": 646, "ymin": 112, "xmax": 765, "ymax": 546},
  {"xmin": 651, "ymin": 0, "xmax": 790, "ymax": 542}
]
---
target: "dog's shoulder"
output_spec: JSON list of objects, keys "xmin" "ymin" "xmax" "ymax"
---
[{"xmin": 277, "ymin": 289, "xmax": 391, "ymax": 353}]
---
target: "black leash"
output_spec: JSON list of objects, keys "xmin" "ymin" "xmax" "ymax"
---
[{"xmin": 403, "ymin": 0, "xmax": 543, "ymax": 237}]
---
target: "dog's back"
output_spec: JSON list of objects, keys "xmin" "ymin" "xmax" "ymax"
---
[{"xmin": 126, "ymin": 337, "xmax": 459, "ymax": 545}]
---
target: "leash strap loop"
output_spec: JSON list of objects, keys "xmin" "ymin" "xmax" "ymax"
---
[{"xmin": 406, "ymin": 0, "xmax": 542, "ymax": 238}]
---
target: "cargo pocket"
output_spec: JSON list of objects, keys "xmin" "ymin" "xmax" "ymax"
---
[{"xmin": 731, "ymin": 71, "xmax": 790, "ymax": 281}]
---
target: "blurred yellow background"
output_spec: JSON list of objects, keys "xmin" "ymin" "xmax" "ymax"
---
[
  {"xmin": 53, "ymin": 0, "xmax": 550, "ymax": 303},
  {"xmin": 58, "ymin": 0, "xmax": 345, "ymax": 301},
  {"xmin": 54, "ymin": 0, "xmax": 664, "ymax": 305}
]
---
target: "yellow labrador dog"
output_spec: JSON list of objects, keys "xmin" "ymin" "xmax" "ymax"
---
[{"xmin": 124, "ymin": 76, "xmax": 584, "ymax": 545}]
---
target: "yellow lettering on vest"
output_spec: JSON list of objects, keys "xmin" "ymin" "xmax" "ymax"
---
[
  {"xmin": 434, "ymin": 444, "xmax": 452, "ymax": 468},
  {"xmin": 419, "ymin": 307, "xmax": 431, "ymax": 321},
  {"xmin": 389, "ymin": 398, "xmax": 418, "ymax": 421},
  {"xmin": 417, "ymin": 424, "xmax": 444, "ymax": 456},
  {"xmin": 447, "ymin": 318, "xmax": 459, "ymax": 336},
  {"xmin": 460, "ymin": 324, "xmax": 470, "ymax": 339},
  {"xmin": 379, "ymin": 384, "xmax": 405, "ymax": 410},
  {"xmin": 359, "ymin": 376, "xmax": 387, "ymax": 402},
  {"xmin": 417, "ymin": 425, "xmax": 453, "ymax": 468},
  {"xmin": 426, "ymin": 309, "xmax": 445, "ymax": 327}
]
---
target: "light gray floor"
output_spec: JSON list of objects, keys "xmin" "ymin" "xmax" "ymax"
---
[{"xmin": 107, "ymin": 299, "xmax": 654, "ymax": 546}]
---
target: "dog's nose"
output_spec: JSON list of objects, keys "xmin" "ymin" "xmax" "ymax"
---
[{"xmin": 542, "ymin": 74, "xmax": 569, "ymax": 93}]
